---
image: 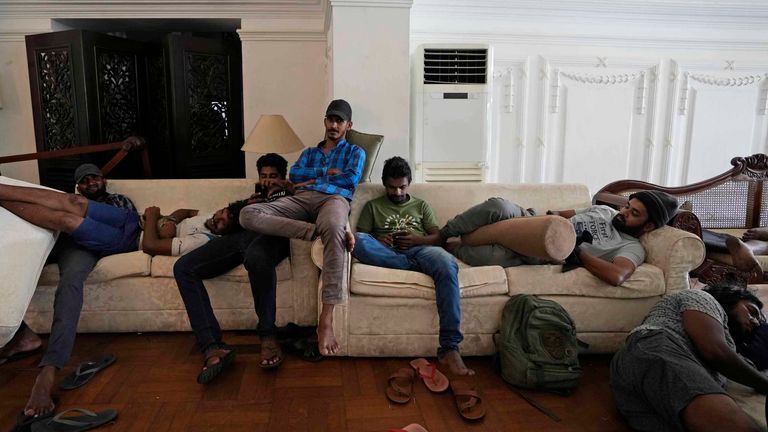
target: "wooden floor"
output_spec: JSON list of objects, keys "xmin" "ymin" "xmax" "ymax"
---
[{"xmin": 0, "ymin": 332, "xmax": 631, "ymax": 432}]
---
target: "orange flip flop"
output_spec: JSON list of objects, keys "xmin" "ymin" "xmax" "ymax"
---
[
  {"xmin": 388, "ymin": 423, "xmax": 429, "ymax": 432},
  {"xmin": 451, "ymin": 380, "xmax": 486, "ymax": 421},
  {"xmin": 409, "ymin": 358, "xmax": 449, "ymax": 393},
  {"xmin": 386, "ymin": 367, "xmax": 415, "ymax": 404}
]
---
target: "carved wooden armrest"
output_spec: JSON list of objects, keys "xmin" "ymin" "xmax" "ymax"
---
[
  {"xmin": 592, "ymin": 192, "xmax": 628, "ymax": 209},
  {"xmin": 669, "ymin": 210, "xmax": 702, "ymax": 238}
]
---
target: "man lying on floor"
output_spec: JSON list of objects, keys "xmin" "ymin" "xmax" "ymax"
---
[{"xmin": 611, "ymin": 283, "xmax": 767, "ymax": 431}]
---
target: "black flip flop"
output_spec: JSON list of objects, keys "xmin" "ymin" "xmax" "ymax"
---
[
  {"xmin": 59, "ymin": 354, "xmax": 116, "ymax": 391},
  {"xmin": 197, "ymin": 349, "xmax": 236, "ymax": 384},
  {"xmin": 0, "ymin": 347, "xmax": 42, "ymax": 367},
  {"xmin": 10, "ymin": 410, "xmax": 54, "ymax": 432},
  {"xmin": 31, "ymin": 408, "xmax": 117, "ymax": 432}
]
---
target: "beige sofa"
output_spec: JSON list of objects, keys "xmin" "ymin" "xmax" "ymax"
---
[
  {"xmin": 22, "ymin": 179, "xmax": 319, "ymax": 335},
  {"xmin": 319, "ymin": 182, "xmax": 707, "ymax": 356}
]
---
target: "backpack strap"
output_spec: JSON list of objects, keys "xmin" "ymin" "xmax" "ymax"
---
[{"xmin": 506, "ymin": 384, "xmax": 562, "ymax": 423}]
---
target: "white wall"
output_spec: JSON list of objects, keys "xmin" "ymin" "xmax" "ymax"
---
[{"xmin": 410, "ymin": 0, "xmax": 768, "ymax": 194}]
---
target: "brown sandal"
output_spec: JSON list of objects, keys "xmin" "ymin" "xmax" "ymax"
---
[
  {"xmin": 451, "ymin": 380, "xmax": 485, "ymax": 420},
  {"xmin": 259, "ymin": 338, "xmax": 284, "ymax": 369},
  {"xmin": 386, "ymin": 367, "xmax": 415, "ymax": 404}
]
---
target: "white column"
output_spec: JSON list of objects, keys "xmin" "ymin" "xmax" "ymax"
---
[{"xmin": 329, "ymin": 0, "xmax": 413, "ymax": 181}]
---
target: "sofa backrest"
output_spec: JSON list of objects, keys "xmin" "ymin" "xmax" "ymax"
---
[
  {"xmin": 107, "ymin": 179, "xmax": 255, "ymax": 214},
  {"xmin": 349, "ymin": 182, "xmax": 592, "ymax": 231}
]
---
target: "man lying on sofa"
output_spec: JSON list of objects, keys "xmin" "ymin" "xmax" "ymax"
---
[
  {"xmin": 351, "ymin": 156, "xmax": 474, "ymax": 376},
  {"xmin": 439, "ymin": 190, "xmax": 679, "ymax": 286},
  {"xmin": 173, "ymin": 153, "xmax": 295, "ymax": 384},
  {"xmin": 0, "ymin": 163, "xmax": 138, "ymax": 418}
]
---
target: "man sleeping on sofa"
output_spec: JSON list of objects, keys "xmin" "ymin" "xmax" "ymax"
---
[{"xmin": 439, "ymin": 190, "xmax": 679, "ymax": 286}]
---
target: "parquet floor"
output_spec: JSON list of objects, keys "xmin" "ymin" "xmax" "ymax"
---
[{"xmin": 0, "ymin": 332, "xmax": 631, "ymax": 432}]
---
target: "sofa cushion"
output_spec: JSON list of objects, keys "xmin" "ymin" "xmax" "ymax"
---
[
  {"xmin": 39, "ymin": 251, "xmax": 151, "ymax": 284},
  {"xmin": 150, "ymin": 255, "xmax": 293, "ymax": 281},
  {"xmin": 505, "ymin": 263, "xmax": 665, "ymax": 298},
  {"xmin": 350, "ymin": 262, "xmax": 508, "ymax": 299}
]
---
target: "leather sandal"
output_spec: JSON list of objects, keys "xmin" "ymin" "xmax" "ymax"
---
[
  {"xmin": 385, "ymin": 367, "xmax": 415, "ymax": 404},
  {"xmin": 451, "ymin": 380, "xmax": 486, "ymax": 421}
]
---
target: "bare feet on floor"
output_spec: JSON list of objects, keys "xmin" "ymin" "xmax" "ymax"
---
[
  {"xmin": 726, "ymin": 235, "xmax": 763, "ymax": 274},
  {"xmin": 317, "ymin": 304, "xmax": 339, "ymax": 356},
  {"xmin": 345, "ymin": 231, "xmax": 355, "ymax": 252},
  {"xmin": 742, "ymin": 227, "xmax": 768, "ymax": 242},
  {"xmin": 24, "ymin": 366, "xmax": 56, "ymax": 417},
  {"xmin": 0, "ymin": 323, "xmax": 42, "ymax": 365},
  {"xmin": 439, "ymin": 349, "xmax": 475, "ymax": 376}
]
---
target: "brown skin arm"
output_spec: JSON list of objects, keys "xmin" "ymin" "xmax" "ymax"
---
[
  {"xmin": 547, "ymin": 209, "xmax": 576, "ymax": 218},
  {"xmin": 141, "ymin": 207, "xmax": 198, "ymax": 256},
  {"xmin": 578, "ymin": 252, "xmax": 637, "ymax": 286},
  {"xmin": 683, "ymin": 310, "xmax": 768, "ymax": 394}
]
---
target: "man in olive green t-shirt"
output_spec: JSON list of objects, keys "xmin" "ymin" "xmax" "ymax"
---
[{"xmin": 352, "ymin": 156, "xmax": 474, "ymax": 376}]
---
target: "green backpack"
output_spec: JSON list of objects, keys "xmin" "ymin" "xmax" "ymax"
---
[{"xmin": 495, "ymin": 294, "xmax": 584, "ymax": 393}]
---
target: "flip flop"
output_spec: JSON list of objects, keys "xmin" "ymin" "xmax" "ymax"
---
[
  {"xmin": 451, "ymin": 380, "xmax": 485, "ymax": 421},
  {"xmin": 31, "ymin": 408, "xmax": 117, "ymax": 432},
  {"xmin": 385, "ymin": 367, "xmax": 415, "ymax": 404},
  {"xmin": 409, "ymin": 358, "xmax": 449, "ymax": 393},
  {"xmin": 388, "ymin": 424, "xmax": 429, "ymax": 432},
  {"xmin": 197, "ymin": 349, "xmax": 236, "ymax": 384},
  {"xmin": 0, "ymin": 347, "xmax": 42, "ymax": 367},
  {"xmin": 59, "ymin": 354, "xmax": 116, "ymax": 390},
  {"xmin": 259, "ymin": 339, "xmax": 284, "ymax": 370},
  {"xmin": 11, "ymin": 410, "xmax": 54, "ymax": 432}
]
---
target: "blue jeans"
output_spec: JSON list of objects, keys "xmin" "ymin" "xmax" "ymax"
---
[{"xmin": 352, "ymin": 232, "xmax": 462, "ymax": 355}]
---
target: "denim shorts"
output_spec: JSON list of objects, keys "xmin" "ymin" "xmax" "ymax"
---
[{"xmin": 70, "ymin": 201, "xmax": 140, "ymax": 256}]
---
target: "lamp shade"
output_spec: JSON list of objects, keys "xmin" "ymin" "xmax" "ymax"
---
[{"xmin": 241, "ymin": 115, "xmax": 305, "ymax": 154}]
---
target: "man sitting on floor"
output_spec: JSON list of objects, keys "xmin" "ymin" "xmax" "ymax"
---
[
  {"xmin": 173, "ymin": 153, "xmax": 294, "ymax": 383},
  {"xmin": 0, "ymin": 163, "xmax": 139, "ymax": 418},
  {"xmin": 439, "ymin": 190, "xmax": 679, "ymax": 286},
  {"xmin": 611, "ymin": 283, "xmax": 767, "ymax": 431},
  {"xmin": 351, "ymin": 157, "xmax": 473, "ymax": 375}
]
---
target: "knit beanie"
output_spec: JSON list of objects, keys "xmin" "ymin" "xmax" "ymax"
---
[{"xmin": 628, "ymin": 190, "xmax": 679, "ymax": 228}]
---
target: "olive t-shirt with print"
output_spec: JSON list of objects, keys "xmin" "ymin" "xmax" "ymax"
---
[
  {"xmin": 356, "ymin": 195, "xmax": 438, "ymax": 237},
  {"xmin": 569, "ymin": 205, "xmax": 645, "ymax": 267}
]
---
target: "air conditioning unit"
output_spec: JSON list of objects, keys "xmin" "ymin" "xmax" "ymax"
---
[{"xmin": 412, "ymin": 44, "xmax": 493, "ymax": 183}]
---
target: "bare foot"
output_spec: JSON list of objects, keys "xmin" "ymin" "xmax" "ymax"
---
[
  {"xmin": 345, "ymin": 231, "xmax": 355, "ymax": 252},
  {"xmin": 0, "ymin": 323, "xmax": 42, "ymax": 364},
  {"xmin": 317, "ymin": 304, "xmax": 339, "ymax": 356},
  {"xmin": 259, "ymin": 338, "xmax": 283, "ymax": 368},
  {"xmin": 743, "ymin": 227, "xmax": 768, "ymax": 242},
  {"xmin": 726, "ymin": 235, "xmax": 762, "ymax": 274},
  {"xmin": 24, "ymin": 366, "xmax": 55, "ymax": 417},
  {"xmin": 438, "ymin": 349, "xmax": 475, "ymax": 376}
]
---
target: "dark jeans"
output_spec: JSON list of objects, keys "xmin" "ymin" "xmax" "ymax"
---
[
  {"xmin": 173, "ymin": 230, "xmax": 289, "ymax": 353},
  {"xmin": 39, "ymin": 234, "xmax": 99, "ymax": 369}
]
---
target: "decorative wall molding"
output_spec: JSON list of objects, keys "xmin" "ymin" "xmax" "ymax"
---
[
  {"xmin": 687, "ymin": 73, "xmax": 764, "ymax": 87},
  {"xmin": 558, "ymin": 71, "xmax": 642, "ymax": 85},
  {"xmin": 491, "ymin": 57, "xmax": 529, "ymax": 183}
]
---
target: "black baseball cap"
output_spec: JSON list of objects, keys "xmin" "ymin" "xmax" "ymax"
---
[
  {"xmin": 74, "ymin": 163, "xmax": 102, "ymax": 183},
  {"xmin": 325, "ymin": 99, "xmax": 352, "ymax": 122}
]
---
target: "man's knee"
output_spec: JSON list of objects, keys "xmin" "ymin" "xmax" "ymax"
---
[
  {"xmin": 485, "ymin": 197, "xmax": 525, "ymax": 220},
  {"xmin": 238, "ymin": 204, "xmax": 266, "ymax": 229}
]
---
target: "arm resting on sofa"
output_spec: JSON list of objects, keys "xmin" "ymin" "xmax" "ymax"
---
[{"xmin": 640, "ymin": 226, "xmax": 706, "ymax": 294}]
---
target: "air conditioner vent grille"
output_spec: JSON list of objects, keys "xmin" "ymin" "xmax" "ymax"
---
[{"xmin": 423, "ymin": 49, "xmax": 487, "ymax": 85}]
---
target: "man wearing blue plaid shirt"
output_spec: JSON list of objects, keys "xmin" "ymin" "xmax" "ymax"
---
[{"xmin": 240, "ymin": 99, "xmax": 365, "ymax": 356}]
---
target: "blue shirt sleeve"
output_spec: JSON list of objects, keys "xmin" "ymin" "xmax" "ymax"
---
[
  {"xmin": 315, "ymin": 146, "xmax": 365, "ymax": 190},
  {"xmin": 289, "ymin": 148, "xmax": 324, "ymax": 183}
]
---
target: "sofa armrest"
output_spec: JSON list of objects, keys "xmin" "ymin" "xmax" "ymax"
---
[
  {"xmin": 640, "ymin": 226, "xmax": 706, "ymax": 294},
  {"xmin": 668, "ymin": 210, "xmax": 702, "ymax": 238}
]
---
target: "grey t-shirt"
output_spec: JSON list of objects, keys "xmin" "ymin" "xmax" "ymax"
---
[
  {"xmin": 569, "ymin": 205, "xmax": 645, "ymax": 267},
  {"xmin": 632, "ymin": 289, "xmax": 735, "ymax": 387}
]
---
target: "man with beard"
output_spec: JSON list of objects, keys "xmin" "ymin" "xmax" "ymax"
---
[
  {"xmin": 0, "ymin": 163, "xmax": 139, "ymax": 418},
  {"xmin": 439, "ymin": 190, "xmax": 678, "ymax": 286},
  {"xmin": 240, "ymin": 99, "xmax": 364, "ymax": 357},
  {"xmin": 611, "ymin": 283, "xmax": 767, "ymax": 431},
  {"xmin": 351, "ymin": 157, "xmax": 473, "ymax": 376}
]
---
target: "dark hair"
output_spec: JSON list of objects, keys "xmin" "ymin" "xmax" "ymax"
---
[
  {"xmin": 257, "ymin": 153, "xmax": 288, "ymax": 178},
  {"xmin": 224, "ymin": 199, "xmax": 251, "ymax": 232},
  {"xmin": 703, "ymin": 282, "xmax": 763, "ymax": 315},
  {"xmin": 382, "ymin": 156, "xmax": 412, "ymax": 183}
]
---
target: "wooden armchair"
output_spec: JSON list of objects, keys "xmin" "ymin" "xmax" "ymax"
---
[{"xmin": 594, "ymin": 154, "xmax": 768, "ymax": 286}]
